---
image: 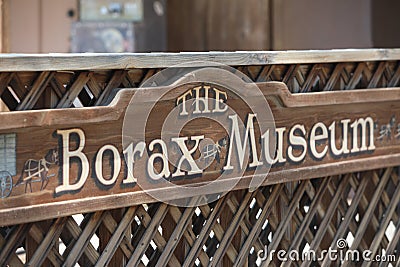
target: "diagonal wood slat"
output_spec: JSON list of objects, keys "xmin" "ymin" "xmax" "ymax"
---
[
  {"xmin": 56, "ymin": 72, "xmax": 90, "ymax": 108},
  {"xmin": 0, "ymin": 72, "xmax": 14, "ymax": 98},
  {"xmin": 233, "ymin": 184, "xmax": 283, "ymax": 267},
  {"xmin": 210, "ymin": 191, "xmax": 254, "ymax": 266},
  {"xmin": 155, "ymin": 204, "xmax": 195, "ymax": 266},
  {"xmin": 0, "ymin": 223, "xmax": 31, "ymax": 266},
  {"xmin": 342, "ymin": 169, "xmax": 393, "ymax": 267},
  {"xmin": 95, "ymin": 70, "xmax": 127, "ymax": 105},
  {"xmin": 300, "ymin": 176, "xmax": 351, "ymax": 267},
  {"xmin": 27, "ymin": 224, "xmax": 64, "ymax": 266},
  {"xmin": 63, "ymin": 212, "xmax": 105, "ymax": 267},
  {"xmin": 16, "ymin": 71, "xmax": 54, "ymax": 110},
  {"xmin": 321, "ymin": 176, "xmax": 369, "ymax": 266},
  {"xmin": 362, "ymin": 180, "xmax": 400, "ymax": 267},
  {"xmin": 63, "ymin": 215, "xmax": 100, "ymax": 265},
  {"xmin": 126, "ymin": 204, "xmax": 169, "ymax": 267},
  {"xmin": 27, "ymin": 217, "xmax": 67, "ymax": 266},
  {"xmin": 95, "ymin": 207, "xmax": 137, "ymax": 266},
  {"xmin": 282, "ymin": 178, "xmax": 331, "ymax": 267},
  {"xmin": 182, "ymin": 194, "xmax": 227, "ymax": 267}
]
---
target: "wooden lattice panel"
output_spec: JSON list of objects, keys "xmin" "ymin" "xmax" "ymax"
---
[
  {"xmin": 0, "ymin": 51, "xmax": 400, "ymax": 266},
  {"xmin": 1, "ymin": 61, "xmax": 400, "ymax": 111},
  {"xmin": 0, "ymin": 170, "xmax": 399, "ymax": 266}
]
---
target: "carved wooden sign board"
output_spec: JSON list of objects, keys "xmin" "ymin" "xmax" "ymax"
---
[{"xmin": 1, "ymin": 81, "xmax": 400, "ymax": 225}]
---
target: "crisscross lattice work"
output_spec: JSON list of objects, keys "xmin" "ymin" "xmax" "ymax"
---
[
  {"xmin": 1, "ymin": 61, "xmax": 400, "ymax": 110},
  {"xmin": 0, "ymin": 58, "xmax": 400, "ymax": 266},
  {"xmin": 0, "ymin": 170, "xmax": 399, "ymax": 266}
]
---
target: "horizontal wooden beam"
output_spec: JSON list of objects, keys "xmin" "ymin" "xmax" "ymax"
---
[{"xmin": 1, "ymin": 49, "xmax": 400, "ymax": 71}]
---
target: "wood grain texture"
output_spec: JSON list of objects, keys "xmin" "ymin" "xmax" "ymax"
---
[{"xmin": 1, "ymin": 49, "xmax": 400, "ymax": 72}]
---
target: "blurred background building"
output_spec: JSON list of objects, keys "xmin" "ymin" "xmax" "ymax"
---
[{"xmin": 1, "ymin": 0, "xmax": 399, "ymax": 53}]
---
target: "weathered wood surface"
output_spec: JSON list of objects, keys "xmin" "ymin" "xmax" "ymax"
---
[
  {"xmin": 0, "ymin": 53, "xmax": 399, "ymax": 266},
  {"xmin": 0, "ymin": 81, "xmax": 400, "ymax": 226},
  {"xmin": 1, "ymin": 49, "xmax": 400, "ymax": 71}
]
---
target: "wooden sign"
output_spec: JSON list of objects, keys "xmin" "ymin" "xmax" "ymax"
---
[{"xmin": 1, "ymin": 81, "xmax": 400, "ymax": 225}]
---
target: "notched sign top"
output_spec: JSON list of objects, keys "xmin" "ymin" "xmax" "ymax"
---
[{"xmin": 0, "ymin": 81, "xmax": 400, "ymax": 225}]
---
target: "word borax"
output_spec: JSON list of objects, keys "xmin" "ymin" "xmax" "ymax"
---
[{"xmin": 54, "ymin": 85, "xmax": 376, "ymax": 194}]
